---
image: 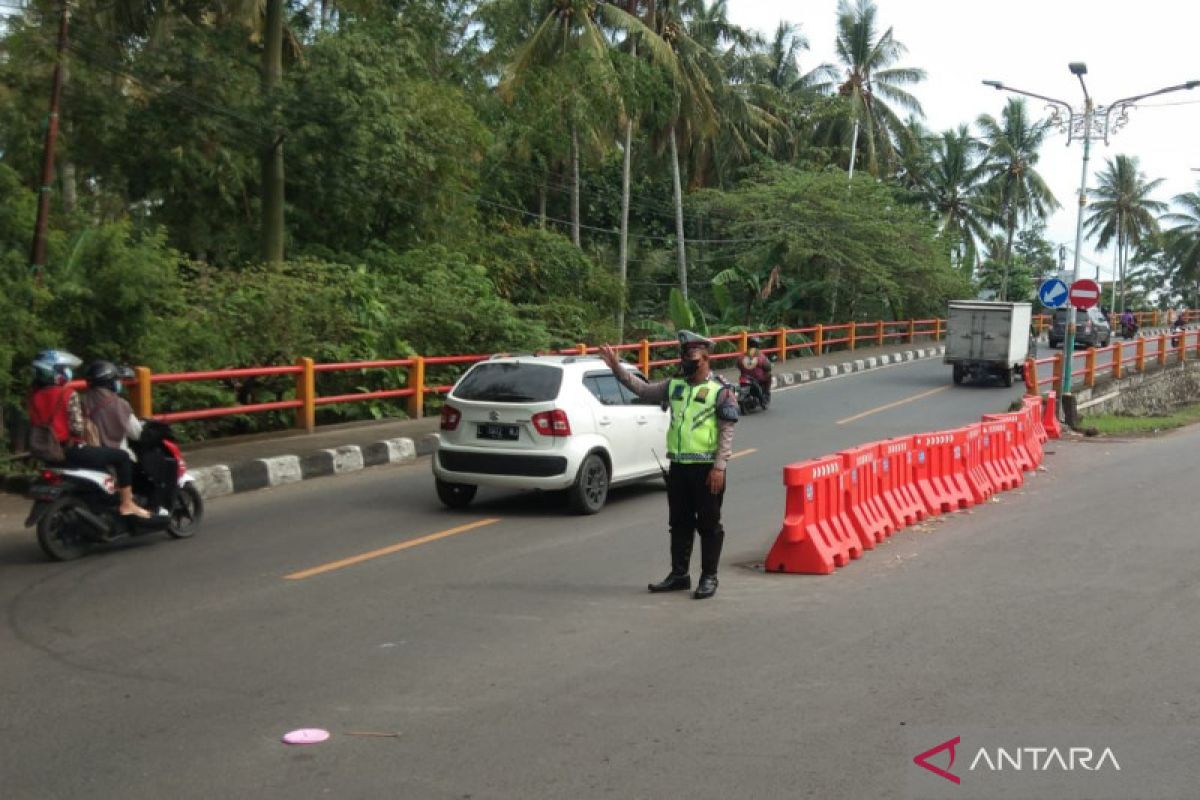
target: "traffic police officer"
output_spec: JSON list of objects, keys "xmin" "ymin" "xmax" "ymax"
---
[{"xmin": 599, "ymin": 331, "xmax": 738, "ymax": 599}]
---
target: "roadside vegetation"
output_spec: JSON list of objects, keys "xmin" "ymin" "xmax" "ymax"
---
[
  {"xmin": 1084, "ymin": 403, "xmax": 1200, "ymax": 436},
  {"xmin": 3, "ymin": 0, "xmax": 1200, "ymax": 445}
]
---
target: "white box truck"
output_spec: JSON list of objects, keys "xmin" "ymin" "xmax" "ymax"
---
[{"xmin": 943, "ymin": 301, "xmax": 1034, "ymax": 387}]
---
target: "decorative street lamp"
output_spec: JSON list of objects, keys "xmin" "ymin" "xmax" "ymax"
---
[{"xmin": 981, "ymin": 66, "xmax": 1199, "ymax": 422}]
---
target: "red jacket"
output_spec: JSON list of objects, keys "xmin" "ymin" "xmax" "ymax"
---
[{"xmin": 28, "ymin": 385, "xmax": 77, "ymax": 445}]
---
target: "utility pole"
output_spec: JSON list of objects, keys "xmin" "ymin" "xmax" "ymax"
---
[{"xmin": 29, "ymin": 0, "xmax": 69, "ymax": 279}]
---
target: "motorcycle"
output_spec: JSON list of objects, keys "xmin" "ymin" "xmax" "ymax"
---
[
  {"xmin": 24, "ymin": 420, "xmax": 204, "ymax": 561},
  {"xmin": 1120, "ymin": 320, "xmax": 1139, "ymax": 340},
  {"xmin": 736, "ymin": 374, "xmax": 769, "ymax": 414}
]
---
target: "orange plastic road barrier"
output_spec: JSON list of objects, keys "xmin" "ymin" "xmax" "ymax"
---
[
  {"xmin": 979, "ymin": 419, "xmax": 1024, "ymax": 491},
  {"xmin": 983, "ymin": 413, "xmax": 1037, "ymax": 471},
  {"xmin": 838, "ymin": 443, "xmax": 896, "ymax": 550},
  {"xmin": 1043, "ymin": 391, "xmax": 1062, "ymax": 439},
  {"xmin": 913, "ymin": 431, "xmax": 974, "ymax": 515},
  {"xmin": 766, "ymin": 455, "xmax": 864, "ymax": 574},
  {"xmin": 1024, "ymin": 395, "xmax": 1048, "ymax": 444},
  {"xmin": 1019, "ymin": 400, "xmax": 1046, "ymax": 465},
  {"xmin": 959, "ymin": 424, "xmax": 995, "ymax": 505},
  {"xmin": 877, "ymin": 437, "xmax": 926, "ymax": 529}
]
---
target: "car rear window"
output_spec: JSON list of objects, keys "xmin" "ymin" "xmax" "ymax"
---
[
  {"xmin": 1053, "ymin": 309, "xmax": 1087, "ymax": 322},
  {"xmin": 453, "ymin": 363, "xmax": 563, "ymax": 403}
]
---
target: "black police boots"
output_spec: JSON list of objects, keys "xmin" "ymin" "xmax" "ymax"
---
[
  {"xmin": 648, "ymin": 572, "xmax": 691, "ymax": 593},
  {"xmin": 693, "ymin": 574, "xmax": 718, "ymax": 600}
]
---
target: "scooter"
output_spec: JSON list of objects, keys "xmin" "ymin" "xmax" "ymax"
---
[
  {"xmin": 24, "ymin": 420, "xmax": 203, "ymax": 561},
  {"xmin": 736, "ymin": 375, "xmax": 769, "ymax": 414},
  {"xmin": 1120, "ymin": 320, "xmax": 1139, "ymax": 340}
]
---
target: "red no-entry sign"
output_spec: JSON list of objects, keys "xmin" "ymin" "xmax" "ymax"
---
[{"xmin": 1069, "ymin": 279, "xmax": 1101, "ymax": 309}]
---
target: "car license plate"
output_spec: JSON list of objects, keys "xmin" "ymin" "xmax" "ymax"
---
[{"xmin": 477, "ymin": 423, "xmax": 519, "ymax": 441}]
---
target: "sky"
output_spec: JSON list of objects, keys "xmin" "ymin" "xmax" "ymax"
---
[{"xmin": 727, "ymin": 0, "xmax": 1200, "ymax": 284}]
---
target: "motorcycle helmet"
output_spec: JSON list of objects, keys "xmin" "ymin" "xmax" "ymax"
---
[
  {"xmin": 83, "ymin": 360, "xmax": 121, "ymax": 391},
  {"xmin": 32, "ymin": 350, "xmax": 82, "ymax": 387}
]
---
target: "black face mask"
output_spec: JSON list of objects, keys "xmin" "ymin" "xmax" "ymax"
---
[{"xmin": 681, "ymin": 358, "xmax": 701, "ymax": 377}]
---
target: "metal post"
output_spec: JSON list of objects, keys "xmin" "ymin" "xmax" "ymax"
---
[{"xmin": 1060, "ymin": 98, "xmax": 1093, "ymax": 400}]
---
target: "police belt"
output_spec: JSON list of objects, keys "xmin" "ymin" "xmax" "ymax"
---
[{"xmin": 667, "ymin": 451, "xmax": 717, "ymax": 463}]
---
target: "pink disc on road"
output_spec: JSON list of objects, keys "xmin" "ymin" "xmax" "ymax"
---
[{"xmin": 282, "ymin": 728, "xmax": 330, "ymax": 745}]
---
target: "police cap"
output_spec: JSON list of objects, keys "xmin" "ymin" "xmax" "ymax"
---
[{"xmin": 677, "ymin": 330, "xmax": 715, "ymax": 354}]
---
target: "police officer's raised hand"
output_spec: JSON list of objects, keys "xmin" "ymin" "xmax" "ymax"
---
[
  {"xmin": 598, "ymin": 344, "xmax": 622, "ymax": 373},
  {"xmin": 707, "ymin": 466, "xmax": 725, "ymax": 494}
]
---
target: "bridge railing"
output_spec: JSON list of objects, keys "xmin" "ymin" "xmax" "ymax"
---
[
  {"xmin": 1025, "ymin": 328, "xmax": 1199, "ymax": 396},
  {"xmin": 124, "ymin": 312, "xmax": 1195, "ymax": 435}
]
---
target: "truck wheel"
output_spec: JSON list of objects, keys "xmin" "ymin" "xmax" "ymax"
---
[{"xmin": 952, "ymin": 364, "xmax": 965, "ymax": 385}]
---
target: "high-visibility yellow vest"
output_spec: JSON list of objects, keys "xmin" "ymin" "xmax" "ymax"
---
[{"xmin": 666, "ymin": 377, "xmax": 722, "ymax": 462}]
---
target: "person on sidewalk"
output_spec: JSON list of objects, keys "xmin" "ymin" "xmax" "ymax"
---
[{"xmin": 598, "ymin": 331, "xmax": 738, "ymax": 600}]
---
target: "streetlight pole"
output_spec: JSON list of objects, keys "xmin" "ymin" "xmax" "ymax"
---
[{"xmin": 981, "ymin": 67, "xmax": 1200, "ymax": 423}]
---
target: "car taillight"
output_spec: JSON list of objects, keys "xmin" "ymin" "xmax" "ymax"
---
[
  {"xmin": 532, "ymin": 409, "xmax": 571, "ymax": 437},
  {"xmin": 40, "ymin": 470, "xmax": 62, "ymax": 485},
  {"xmin": 440, "ymin": 404, "xmax": 461, "ymax": 431}
]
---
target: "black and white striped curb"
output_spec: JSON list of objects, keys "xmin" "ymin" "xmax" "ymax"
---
[
  {"xmin": 191, "ymin": 437, "xmax": 419, "ymax": 500},
  {"xmin": 769, "ymin": 344, "xmax": 947, "ymax": 389}
]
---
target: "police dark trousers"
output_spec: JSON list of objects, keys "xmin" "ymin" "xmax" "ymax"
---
[
  {"xmin": 64, "ymin": 443, "xmax": 135, "ymax": 487},
  {"xmin": 667, "ymin": 461, "xmax": 725, "ymax": 576}
]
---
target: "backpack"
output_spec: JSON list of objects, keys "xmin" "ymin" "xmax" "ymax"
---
[{"xmin": 27, "ymin": 389, "xmax": 72, "ymax": 464}]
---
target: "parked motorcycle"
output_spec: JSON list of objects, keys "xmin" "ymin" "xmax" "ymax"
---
[
  {"xmin": 737, "ymin": 375, "xmax": 769, "ymax": 414},
  {"xmin": 24, "ymin": 420, "xmax": 203, "ymax": 561}
]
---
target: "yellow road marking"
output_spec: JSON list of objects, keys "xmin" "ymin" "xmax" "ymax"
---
[
  {"xmin": 730, "ymin": 448, "xmax": 757, "ymax": 460},
  {"xmin": 836, "ymin": 386, "xmax": 951, "ymax": 425},
  {"xmin": 284, "ymin": 518, "xmax": 501, "ymax": 580}
]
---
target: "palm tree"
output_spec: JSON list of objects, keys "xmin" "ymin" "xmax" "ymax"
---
[
  {"xmin": 1160, "ymin": 184, "xmax": 1200, "ymax": 307},
  {"xmin": 812, "ymin": 0, "xmax": 926, "ymax": 178},
  {"xmin": 1084, "ymin": 154, "xmax": 1166, "ymax": 310},
  {"xmin": 976, "ymin": 97, "xmax": 1059, "ymax": 300},
  {"xmin": 499, "ymin": 0, "xmax": 666, "ymax": 248},
  {"xmin": 924, "ymin": 125, "xmax": 993, "ymax": 275},
  {"xmin": 653, "ymin": 0, "xmax": 721, "ymax": 299}
]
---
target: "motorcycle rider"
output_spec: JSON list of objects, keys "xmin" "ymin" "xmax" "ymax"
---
[
  {"xmin": 1120, "ymin": 309, "xmax": 1137, "ymax": 339},
  {"xmin": 737, "ymin": 337, "xmax": 772, "ymax": 409},
  {"xmin": 80, "ymin": 361, "xmax": 169, "ymax": 516},
  {"xmin": 27, "ymin": 351, "xmax": 152, "ymax": 519}
]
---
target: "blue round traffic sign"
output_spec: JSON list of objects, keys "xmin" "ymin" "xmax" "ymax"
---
[{"xmin": 1038, "ymin": 278, "xmax": 1069, "ymax": 308}]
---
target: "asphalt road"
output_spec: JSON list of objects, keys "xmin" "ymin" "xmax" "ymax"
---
[{"xmin": 3, "ymin": 357, "xmax": 1199, "ymax": 799}]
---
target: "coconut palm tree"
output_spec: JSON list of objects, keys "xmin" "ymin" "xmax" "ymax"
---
[
  {"xmin": 923, "ymin": 124, "xmax": 993, "ymax": 275},
  {"xmin": 498, "ymin": 0, "xmax": 667, "ymax": 248},
  {"xmin": 812, "ymin": 0, "xmax": 926, "ymax": 178},
  {"xmin": 652, "ymin": 0, "xmax": 721, "ymax": 299},
  {"xmin": 1084, "ymin": 154, "xmax": 1166, "ymax": 310},
  {"xmin": 976, "ymin": 97, "xmax": 1059, "ymax": 300},
  {"xmin": 1159, "ymin": 184, "xmax": 1200, "ymax": 307}
]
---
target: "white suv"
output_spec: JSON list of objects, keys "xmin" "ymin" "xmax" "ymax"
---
[{"xmin": 432, "ymin": 355, "xmax": 669, "ymax": 514}]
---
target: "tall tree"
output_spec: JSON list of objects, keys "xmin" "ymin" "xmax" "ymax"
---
[
  {"xmin": 1084, "ymin": 154, "xmax": 1165, "ymax": 310},
  {"xmin": 813, "ymin": 0, "xmax": 925, "ymax": 178},
  {"xmin": 1159, "ymin": 183, "xmax": 1200, "ymax": 308},
  {"xmin": 976, "ymin": 97, "xmax": 1059, "ymax": 300},
  {"xmin": 498, "ymin": 0, "xmax": 664, "ymax": 249},
  {"xmin": 923, "ymin": 124, "xmax": 992, "ymax": 275}
]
